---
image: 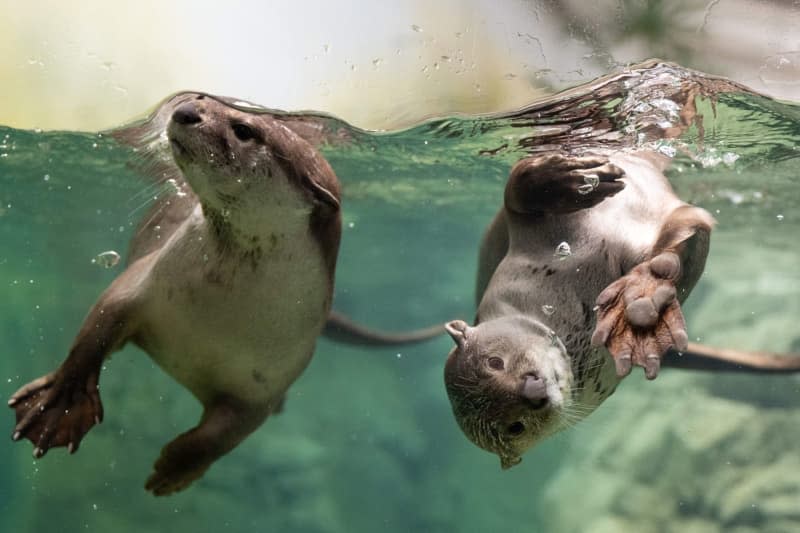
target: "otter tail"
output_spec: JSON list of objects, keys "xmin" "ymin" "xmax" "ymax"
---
[
  {"xmin": 664, "ymin": 342, "xmax": 800, "ymax": 373},
  {"xmin": 324, "ymin": 311, "xmax": 444, "ymax": 347}
]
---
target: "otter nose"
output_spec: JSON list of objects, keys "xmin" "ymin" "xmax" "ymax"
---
[
  {"xmin": 521, "ymin": 374, "xmax": 548, "ymax": 408},
  {"xmin": 172, "ymin": 102, "xmax": 202, "ymax": 125}
]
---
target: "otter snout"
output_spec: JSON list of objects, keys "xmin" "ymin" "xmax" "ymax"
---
[
  {"xmin": 172, "ymin": 102, "xmax": 202, "ymax": 125},
  {"xmin": 521, "ymin": 373, "xmax": 548, "ymax": 409}
]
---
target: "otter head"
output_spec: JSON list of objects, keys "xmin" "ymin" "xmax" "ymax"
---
[
  {"xmin": 166, "ymin": 94, "xmax": 339, "ymax": 233},
  {"xmin": 443, "ymin": 317, "xmax": 573, "ymax": 469}
]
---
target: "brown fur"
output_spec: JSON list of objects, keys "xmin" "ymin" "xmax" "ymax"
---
[{"xmin": 9, "ymin": 94, "xmax": 342, "ymax": 495}]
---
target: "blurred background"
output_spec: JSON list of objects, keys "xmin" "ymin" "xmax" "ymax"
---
[{"xmin": 1, "ymin": 0, "xmax": 799, "ymax": 131}]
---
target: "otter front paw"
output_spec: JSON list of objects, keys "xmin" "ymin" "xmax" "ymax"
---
[
  {"xmin": 506, "ymin": 154, "xmax": 626, "ymax": 214},
  {"xmin": 591, "ymin": 252, "xmax": 689, "ymax": 379},
  {"xmin": 8, "ymin": 370, "xmax": 103, "ymax": 456}
]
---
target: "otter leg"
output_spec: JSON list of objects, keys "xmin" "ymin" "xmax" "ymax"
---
[
  {"xmin": 144, "ymin": 397, "xmax": 271, "ymax": 496},
  {"xmin": 504, "ymin": 154, "xmax": 625, "ymax": 215},
  {"xmin": 591, "ymin": 205, "xmax": 715, "ymax": 379},
  {"xmin": 8, "ymin": 263, "xmax": 144, "ymax": 457}
]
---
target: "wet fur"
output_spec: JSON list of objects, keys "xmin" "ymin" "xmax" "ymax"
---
[
  {"xmin": 444, "ymin": 152, "xmax": 712, "ymax": 467},
  {"xmin": 9, "ymin": 95, "xmax": 342, "ymax": 495}
]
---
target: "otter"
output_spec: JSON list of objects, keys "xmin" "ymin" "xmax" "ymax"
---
[
  {"xmin": 8, "ymin": 94, "xmax": 439, "ymax": 496},
  {"xmin": 443, "ymin": 152, "xmax": 800, "ymax": 468}
]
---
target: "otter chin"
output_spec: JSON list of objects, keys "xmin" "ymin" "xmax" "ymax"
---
[{"xmin": 444, "ymin": 316, "xmax": 573, "ymax": 468}]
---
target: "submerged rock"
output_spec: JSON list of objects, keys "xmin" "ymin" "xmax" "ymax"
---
[{"xmin": 541, "ymin": 373, "xmax": 800, "ymax": 532}]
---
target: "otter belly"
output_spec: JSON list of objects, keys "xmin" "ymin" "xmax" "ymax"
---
[{"xmin": 137, "ymin": 225, "xmax": 330, "ymax": 406}]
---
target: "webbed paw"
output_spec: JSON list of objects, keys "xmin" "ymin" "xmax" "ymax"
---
[
  {"xmin": 507, "ymin": 154, "xmax": 626, "ymax": 214},
  {"xmin": 591, "ymin": 252, "xmax": 689, "ymax": 379},
  {"xmin": 8, "ymin": 370, "xmax": 103, "ymax": 456},
  {"xmin": 145, "ymin": 440, "xmax": 212, "ymax": 496}
]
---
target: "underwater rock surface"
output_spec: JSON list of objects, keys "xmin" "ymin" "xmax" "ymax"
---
[{"xmin": 542, "ymin": 374, "xmax": 800, "ymax": 533}]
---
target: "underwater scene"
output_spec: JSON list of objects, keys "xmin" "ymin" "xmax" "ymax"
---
[{"xmin": 1, "ymin": 61, "xmax": 799, "ymax": 532}]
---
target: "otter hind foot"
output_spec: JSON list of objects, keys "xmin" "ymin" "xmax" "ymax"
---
[
  {"xmin": 9, "ymin": 370, "xmax": 103, "ymax": 457},
  {"xmin": 591, "ymin": 252, "xmax": 689, "ymax": 379},
  {"xmin": 505, "ymin": 154, "xmax": 626, "ymax": 215},
  {"xmin": 145, "ymin": 399, "xmax": 268, "ymax": 496},
  {"xmin": 145, "ymin": 441, "xmax": 214, "ymax": 497}
]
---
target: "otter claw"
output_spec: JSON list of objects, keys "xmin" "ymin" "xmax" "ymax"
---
[
  {"xmin": 644, "ymin": 353, "xmax": 661, "ymax": 380},
  {"xmin": 673, "ymin": 330, "xmax": 689, "ymax": 352},
  {"xmin": 591, "ymin": 325, "xmax": 610, "ymax": 347},
  {"xmin": 33, "ymin": 447, "xmax": 45, "ymax": 459},
  {"xmin": 615, "ymin": 352, "xmax": 632, "ymax": 377},
  {"xmin": 12, "ymin": 431, "xmax": 20, "ymax": 441}
]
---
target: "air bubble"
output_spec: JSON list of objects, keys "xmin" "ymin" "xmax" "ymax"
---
[
  {"xmin": 548, "ymin": 329, "xmax": 558, "ymax": 346},
  {"xmin": 554, "ymin": 241, "xmax": 572, "ymax": 259},
  {"xmin": 168, "ymin": 177, "xmax": 187, "ymax": 198},
  {"xmin": 411, "ymin": 24, "xmax": 423, "ymax": 32},
  {"xmin": 657, "ymin": 144, "xmax": 677, "ymax": 157},
  {"xmin": 91, "ymin": 251, "xmax": 121, "ymax": 269},
  {"xmin": 582, "ymin": 173, "xmax": 600, "ymax": 188},
  {"xmin": 722, "ymin": 152, "xmax": 739, "ymax": 166},
  {"xmin": 776, "ymin": 214, "xmax": 784, "ymax": 221},
  {"xmin": 541, "ymin": 305, "xmax": 555, "ymax": 316}
]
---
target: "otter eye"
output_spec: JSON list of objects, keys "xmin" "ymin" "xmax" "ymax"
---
[
  {"xmin": 232, "ymin": 123, "xmax": 256, "ymax": 142},
  {"xmin": 507, "ymin": 422, "xmax": 525, "ymax": 436},
  {"xmin": 487, "ymin": 357, "xmax": 504, "ymax": 370}
]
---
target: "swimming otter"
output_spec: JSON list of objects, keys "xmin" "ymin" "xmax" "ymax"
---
[
  {"xmin": 443, "ymin": 152, "xmax": 800, "ymax": 468},
  {"xmin": 7, "ymin": 94, "xmax": 438, "ymax": 496}
]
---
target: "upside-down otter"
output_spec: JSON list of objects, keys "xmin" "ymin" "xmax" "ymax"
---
[{"xmin": 443, "ymin": 152, "xmax": 800, "ymax": 468}]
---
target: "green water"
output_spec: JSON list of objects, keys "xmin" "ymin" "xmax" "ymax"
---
[{"xmin": 1, "ymin": 62, "xmax": 799, "ymax": 532}]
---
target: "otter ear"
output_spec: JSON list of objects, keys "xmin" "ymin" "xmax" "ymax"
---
[
  {"xmin": 445, "ymin": 320, "xmax": 471, "ymax": 349},
  {"xmin": 500, "ymin": 454, "xmax": 522, "ymax": 470}
]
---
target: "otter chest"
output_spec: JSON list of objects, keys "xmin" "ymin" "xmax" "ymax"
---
[{"xmin": 138, "ymin": 219, "xmax": 330, "ymax": 404}]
